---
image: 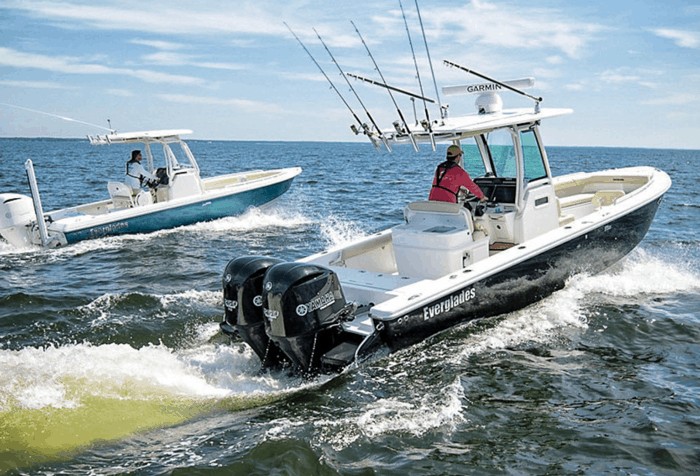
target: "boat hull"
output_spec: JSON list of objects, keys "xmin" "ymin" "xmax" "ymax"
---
[
  {"xmin": 62, "ymin": 176, "xmax": 296, "ymax": 244},
  {"xmin": 377, "ymin": 195, "xmax": 664, "ymax": 351}
]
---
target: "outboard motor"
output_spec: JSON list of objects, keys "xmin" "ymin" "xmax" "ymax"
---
[
  {"xmin": 0, "ymin": 193, "xmax": 35, "ymax": 248},
  {"xmin": 221, "ymin": 256, "xmax": 288, "ymax": 369},
  {"xmin": 263, "ymin": 262, "xmax": 353, "ymax": 375}
]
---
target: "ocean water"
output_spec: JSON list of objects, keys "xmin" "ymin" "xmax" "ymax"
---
[{"xmin": 0, "ymin": 138, "xmax": 698, "ymax": 475}]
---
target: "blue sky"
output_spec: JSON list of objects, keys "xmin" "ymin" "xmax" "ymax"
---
[{"xmin": 1, "ymin": 0, "xmax": 699, "ymax": 149}]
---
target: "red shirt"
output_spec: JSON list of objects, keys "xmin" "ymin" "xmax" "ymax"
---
[{"xmin": 428, "ymin": 161, "xmax": 485, "ymax": 203}]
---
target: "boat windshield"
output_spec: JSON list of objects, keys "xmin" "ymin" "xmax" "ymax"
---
[
  {"xmin": 485, "ymin": 128, "xmax": 517, "ymax": 178},
  {"xmin": 520, "ymin": 128, "xmax": 548, "ymax": 182},
  {"xmin": 462, "ymin": 137, "xmax": 485, "ymax": 177},
  {"xmin": 161, "ymin": 141, "xmax": 197, "ymax": 171}
]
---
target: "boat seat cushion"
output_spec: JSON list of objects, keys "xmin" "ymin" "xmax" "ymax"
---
[
  {"xmin": 558, "ymin": 193, "xmax": 594, "ymax": 208},
  {"xmin": 405, "ymin": 201, "xmax": 474, "ymax": 232},
  {"xmin": 592, "ymin": 190, "xmax": 625, "ymax": 208},
  {"xmin": 108, "ymin": 181, "xmax": 134, "ymax": 208}
]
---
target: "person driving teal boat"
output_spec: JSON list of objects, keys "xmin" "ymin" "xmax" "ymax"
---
[{"xmin": 125, "ymin": 149, "xmax": 159, "ymax": 193}]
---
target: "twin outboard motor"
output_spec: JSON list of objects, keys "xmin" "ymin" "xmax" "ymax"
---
[
  {"xmin": 222, "ymin": 256, "xmax": 353, "ymax": 376},
  {"xmin": 263, "ymin": 262, "xmax": 351, "ymax": 374},
  {"xmin": 221, "ymin": 256, "xmax": 288, "ymax": 369}
]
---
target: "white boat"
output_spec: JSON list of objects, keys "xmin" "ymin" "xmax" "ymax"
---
[
  {"xmin": 0, "ymin": 129, "xmax": 302, "ymax": 248},
  {"xmin": 219, "ymin": 62, "xmax": 671, "ymax": 376}
]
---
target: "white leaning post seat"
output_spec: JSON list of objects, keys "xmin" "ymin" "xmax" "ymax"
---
[
  {"xmin": 393, "ymin": 201, "xmax": 477, "ymax": 279},
  {"xmin": 107, "ymin": 181, "xmax": 135, "ymax": 208},
  {"xmin": 404, "ymin": 200, "xmax": 474, "ymax": 232}
]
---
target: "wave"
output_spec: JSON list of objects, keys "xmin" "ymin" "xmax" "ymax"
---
[
  {"xmin": 77, "ymin": 289, "xmax": 220, "ymax": 329},
  {"xmin": 0, "ymin": 333, "xmax": 318, "ymax": 459},
  {"xmin": 318, "ymin": 214, "xmax": 369, "ymax": 249},
  {"xmin": 448, "ymin": 245, "xmax": 700, "ymax": 360},
  {"xmin": 283, "ymin": 377, "xmax": 466, "ymax": 451}
]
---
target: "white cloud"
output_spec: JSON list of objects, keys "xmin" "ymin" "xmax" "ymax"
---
[
  {"xmin": 641, "ymin": 93, "xmax": 700, "ymax": 106},
  {"xmin": 3, "ymin": 0, "xmax": 293, "ymax": 36},
  {"xmin": 651, "ymin": 28, "xmax": 700, "ymax": 49},
  {"xmin": 0, "ymin": 47, "xmax": 204, "ymax": 86},
  {"xmin": 141, "ymin": 52, "xmax": 246, "ymax": 71},
  {"xmin": 0, "ymin": 79, "xmax": 74, "ymax": 89},
  {"xmin": 598, "ymin": 68, "xmax": 660, "ymax": 89},
  {"xmin": 414, "ymin": 1, "xmax": 604, "ymax": 59},
  {"xmin": 157, "ymin": 93, "xmax": 285, "ymax": 113},
  {"xmin": 106, "ymin": 88, "xmax": 134, "ymax": 97},
  {"xmin": 130, "ymin": 39, "xmax": 186, "ymax": 51}
]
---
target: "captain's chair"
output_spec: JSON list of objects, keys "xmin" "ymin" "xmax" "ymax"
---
[{"xmin": 107, "ymin": 181, "xmax": 134, "ymax": 209}]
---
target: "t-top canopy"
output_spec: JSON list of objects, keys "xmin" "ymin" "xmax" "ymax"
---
[{"xmin": 87, "ymin": 129, "xmax": 193, "ymax": 145}]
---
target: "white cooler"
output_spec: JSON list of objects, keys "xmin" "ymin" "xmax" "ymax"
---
[{"xmin": 392, "ymin": 223, "xmax": 487, "ymax": 279}]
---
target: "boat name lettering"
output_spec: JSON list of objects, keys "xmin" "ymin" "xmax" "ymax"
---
[
  {"xmin": 88, "ymin": 222, "xmax": 129, "ymax": 238},
  {"xmin": 224, "ymin": 299, "xmax": 237, "ymax": 311},
  {"xmin": 467, "ymin": 83, "xmax": 503, "ymax": 93},
  {"xmin": 264, "ymin": 308, "xmax": 279, "ymax": 320},
  {"xmin": 423, "ymin": 288, "xmax": 476, "ymax": 320},
  {"xmin": 296, "ymin": 291, "xmax": 335, "ymax": 316}
]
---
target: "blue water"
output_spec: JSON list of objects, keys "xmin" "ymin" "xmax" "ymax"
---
[{"xmin": 0, "ymin": 138, "xmax": 699, "ymax": 475}]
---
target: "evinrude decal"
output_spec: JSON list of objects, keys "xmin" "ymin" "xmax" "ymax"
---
[
  {"xmin": 422, "ymin": 287, "xmax": 476, "ymax": 320},
  {"xmin": 224, "ymin": 299, "xmax": 237, "ymax": 311},
  {"xmin": 253, "ymin": 295, "xmax": 263, "ymax": 307},
  {"xmin": 296, "ymin": 291, "xmax": 335, "ymax": 316}
]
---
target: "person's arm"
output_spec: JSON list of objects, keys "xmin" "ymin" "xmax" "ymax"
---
[
  {"xmin": 458, "ymin": 170, "xmax": 486, "ymax": 200},
  {"xmin": 140, "ymin": 164, "xmax": 158, "ymax": 181}
]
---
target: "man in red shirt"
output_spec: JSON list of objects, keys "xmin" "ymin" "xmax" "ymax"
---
[{"xmin": 428, "ymin": 145, "xmax": 487, "ymax": 203}]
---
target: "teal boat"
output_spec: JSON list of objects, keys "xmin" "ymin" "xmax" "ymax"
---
[{"xmin": 0, "ymin": 129, "xmax": 302, "ymax": 248}]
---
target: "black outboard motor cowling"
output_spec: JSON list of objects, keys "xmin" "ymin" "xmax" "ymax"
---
[
  {"xmin": 222, "ymin": 256, "xmax": 287, "ymax": 369},
  {"xmin": 263, "ymin": 262, "xmax": 349, "ymax": 374}
]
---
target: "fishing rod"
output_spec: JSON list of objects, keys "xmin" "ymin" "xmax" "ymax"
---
[
  {"xmin": 283, "ymin": 22, "xmax": 380, "ymax": 149},
  {"xmin": 345, "ymin": 73, "xmax": 434, "ymax": 103},
  {"xmin": 312, "ymin": 28, "xmax": 392, "ymax": 152},
  {"xmin": 443, "ymin": 60, "xmax": 543, "ymax": 110},
  {"xmin": 414, "ymin": 0, "xmax": 445, "ymax": 121},
  {"xmin": 351, "ymin": 20, "xmax": 419, "ymax": 152},
  {"xmin": 399, "ymin": 0, "xmax": 435, "ymax": 150},
  {"xmin": 0, "ymin": 102, "xmax": 115, "ymax": 132}
]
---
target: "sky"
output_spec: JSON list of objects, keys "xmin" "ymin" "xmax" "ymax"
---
[{"xmin": 1, "ymin": 0, "xmax": 699, "ymax": 149}]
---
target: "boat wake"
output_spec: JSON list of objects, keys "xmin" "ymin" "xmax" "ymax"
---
[
  {"xmin": 0, "ymin": 205, "xmax": 313, "ymax": 259},
  {"xmin": 318, "ymin": 214, "xmax": 369, "ymax": 248},
  {"xmin": 0, "ymin": 321, "xmax": 322, "ymax": 462},
  {"xmin": 177, "ymin": 205, "xmax": 313, "ymax": 234},
  {"xmin": 445, "ymin": 245, "xmax": 700, "ymax": 361}
]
